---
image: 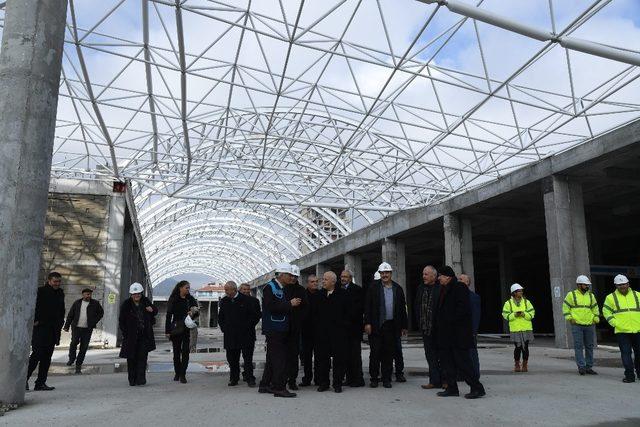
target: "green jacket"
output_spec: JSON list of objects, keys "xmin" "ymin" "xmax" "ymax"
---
[
  {"xmin": 563, "ymin": 290, "xmax": 599, "ymax": 326},
  {"xmin": 502, "ymin": 297, "xmax": 535, "ymax": 333},
  {"xmin": 603, "ymin": 289, "xmax": 640, "ymax": 334}
]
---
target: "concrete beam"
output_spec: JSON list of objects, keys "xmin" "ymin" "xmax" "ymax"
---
[
  {"xmin": 101, "ymin": 194, "xmax": 127, "ymax": 348},
  {"xmin": 0, "ymin": 0, "xmax": 68, "ymax": 405},
  {"xmin": 292, "ymin": 119, "xmax": 640, "ymax": 271},
  {"xmin": 444, "ymin": 214, "xmax": 475, "ymax": 290},
  {"xmin": 344, "ymin": 253, "xmax": 363, "ymax": 287},
  {"xmin": 49, "ymin": 178, "xmax": 113, "ymax": 196},
  {"xmin": 543, "ymin": 176, "xmax": 591, "ymax": 348}
]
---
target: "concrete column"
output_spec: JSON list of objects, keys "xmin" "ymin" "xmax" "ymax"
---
[
  {"xmin": 381, "ymin": 238, "xmax": 409, "ymax": 328},
  {"xmin": 101, "ymin": 194, "xmax": 127, "ymax": 348},
  {"xmin": 315, "ymin": 263, "xmax": 329, "ymax": 281},
  {"xmin": 444, "ymin": 214, "xmax": 475, "ymax": 290},
  {"xmin": 498, "ymin": 243, "xmax": 512, "ymax": 333},
  {"xmin": 344, "ymin": 253, "xmax": 363, "ymax": 287},
  {"xmin": 0, "ymin": 0, "xmax": 68, "ymax": 405},
  {"xmin": 543, "ymin": 176, "xmax": 591, "ymax": 348}
]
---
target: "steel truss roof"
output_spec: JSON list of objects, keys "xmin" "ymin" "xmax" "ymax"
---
[{"xmin": 2, "ymin": 0, "xmax": 640, "ymax": 284}]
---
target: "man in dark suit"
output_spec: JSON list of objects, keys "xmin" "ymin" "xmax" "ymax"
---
[
  {"xmin": 300, "ymin": 274, "xmax": 319, "ymax": 386},
  {"xmin": 314, "ymin": 271, "xmax": 350, "ymax": 393},
  {"xmin": 284, "ymin": 265, "xmax": 308, "ymax": 391},
  {"xmin": 219, "ymin": 281, "xmax": 262, "ymax": 387},
  {"xmin": 340, "ymin": 269, "xmax": 365, "ymax": 387},
  {"xmin": 435, "ymin": 266, "xmax": 485, "ymax": 399},
  {"xmin": 27, "ymin": 272, "xmax": 65, "ymax": 391},
  {"xmin": 239, "ymin": 283, "xmax": 262, "ymax": 385},
  {"xmin": 364, "ymin": 262, "xmax": 408, "ymax": 389},
  {"xmin": 415, "ymin": 265, "xmax": 444, "ymax": 390},
  {"xmin": 460, "ymin": 274, "xmax": 481, "ymax": 379}
]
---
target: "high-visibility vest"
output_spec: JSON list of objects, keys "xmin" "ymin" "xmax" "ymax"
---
[
  {"xmin": 563, "ymin": 290, "xmax": 599, "ymax": 326},
  {"xmin": 502, "ymin": 298, "xmax": 535, "ymax": 332},
  {"xmin": 603, "ymin": 289, "xmax": 640, "ymax": 334}
]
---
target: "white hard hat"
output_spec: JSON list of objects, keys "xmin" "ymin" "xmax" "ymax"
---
[
  {"xmin": 129, "ymin": 282, "xmax": 144, "ymax": 294},
  {"xmin": 614, "ymin": 274, "xmax": 629, "ymax": 285},
  {"xmin": 184, "ymin": 315, "xmax": 197, "ymax": 329},
  {"xmin": 291, "ymin": 265, "xmax": 300, "ymax": 277},
  {"xmin": 274, "ymin": 263, "xmax": 292, "ymax": 274},
  {"xmin": 378, "ymin": 262, "xmax": 393, "ymax": 272},
  {"xmin": 374, "ymin": 271, "xmax": 381, "ymax": 280},
  {"xmin": 510, "ymin": 283, "xmax": 524, "ymax": 293},
  {"xmin": 576, "ymin": 275, "xmax": 591, "ymax": 285}
]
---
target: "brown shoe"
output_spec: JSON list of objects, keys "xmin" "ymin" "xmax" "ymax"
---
[
  {"xmin": 421, "ymin": 384, "xmax": 437, "ymax": 389},
  {"xmin": 522, "ymin": 360, "xmax": 528, "ymax": 372},
  {"xmin": 514, "ymin": 360, "xmax": 521, "ymax": 372}
]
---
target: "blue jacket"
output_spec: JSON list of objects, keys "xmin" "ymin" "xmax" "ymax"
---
[{"xmin": 261, "ymin": 279, "xmax": 291, "ymax": 333}]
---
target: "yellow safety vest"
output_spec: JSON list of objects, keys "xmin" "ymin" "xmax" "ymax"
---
[
  {"xmin": 502, "ymin": 298, "xmax": 535, "ymax": 332},
  {"xmin": 603, "ymin": 289, "xmax": 640, "ymax": 334},
  {"xmin": 563, "ymin": 290, "xmax": 599, "ymax": 326}
]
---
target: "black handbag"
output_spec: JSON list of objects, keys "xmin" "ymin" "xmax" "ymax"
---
[{"xmin": 169, "ymin": 319, "xmax": 186, "ymax": 337}]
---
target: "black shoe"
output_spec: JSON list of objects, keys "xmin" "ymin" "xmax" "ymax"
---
[
  {"xmin": 247, "ymin": 379, "xmax": 256, "ymax": 387},
  {"xmin": 129, "ymin": 380, "xmax": 136, "ymax": 386},
  {"xmin": 437, "ymin": 388, "xmax": 460, "ymax": 397},
  {"xmin": 383, "ymin": 382, "xmax": 392, "ymax": 388},
  {"xmin": 317, "ymin": 385, "xmax": 330, "ymax": 392},
  {"xmin": 465, "ymin": 390, "xmax": 486, "ymax": 399},
  {"xmin": 334, "ymin": 386, "xmax": 343, "ymax": 393},
  {"xmin": 623, "ymin": 377, "xmax": 635, "ymax": 383},
  {"xmin": 350, "ymin": 380, "xmax": 365, "ymax": 387},
  {"xmin": 578, "ymin": 368, "xmax": 586, "ymax": 375},
  {"xmin": 26, "ymin": 381, "xmax": 29, "ymax": 391},
  {"xmin": 75, "ymin": 367, "xmax": 82, "ymax": 375},
  {"xmin": 370, "ymin": 380, "xmax": 379, "ymax": 388},
  {"xmin": 585, "ymin": 368, "xmax": 598, "ymax": 375},
  {"xmin": 273, "ymin": 389, "xmax": 297, "ymax": 398},
  {"xmin": 180, "ymin": 376, "xmax": 187, "ymax": 384},
  {"xmin": 395, "ymin": 374, "xmax": 407, "ymax": 383},
  {"xmin": 66, "ymin": 360, "xmax": 74, "ymax": 366},
  {"xmin": 228, "ymin": 380, "xmax": 239, "ymax": 386},
  {"xmin": 288, "ymin": 382, "xmax": 299, "ymax": 391},
  {"xmin": 173, "ymin": 374, "xmax": 180, "ymax": 381},
  {"xmin": 137, "ymin": 379, "xmax": 147, "ymax": 386},
  {"xmin": 34, "ymin": 384, "xmax": 55, "ymax": 391}
]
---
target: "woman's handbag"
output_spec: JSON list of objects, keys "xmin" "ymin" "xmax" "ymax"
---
[{"xmin": 169, "ymin": 319, "xmax": 186, "ymax": 337}]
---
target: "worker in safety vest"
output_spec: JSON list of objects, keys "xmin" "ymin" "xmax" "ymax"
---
[
  {"xmin": 563, "ymin": 275, "xmax": 599, "ymax": 375},
  {"xmin": 502, "ymin": 284, "xmax": 535, "ymax": 373},
  {"xmin": 602, "ymin": 274, "xmax": 640, "ymax": 383}
]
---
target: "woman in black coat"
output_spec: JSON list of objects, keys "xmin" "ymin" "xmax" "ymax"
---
[
  {"xmin": 165, "ymin": 281, "xmax": 198, "ymax": 383},
  {"xmin": 119, "ymin": 283, "xmax": 158, "ymax": 386}
]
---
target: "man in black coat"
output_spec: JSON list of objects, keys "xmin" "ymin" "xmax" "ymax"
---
[
  {"xmin": 364, "ymin": 262, "xmax": 408, "ymax": 388},
  {"xmin": 219, "ymin": 282, "xmax": 262, "ymax": 387},
  {"xmin": 239, "ymin": 283, "xmax": 262, "ymax": 385},
  {"xmin": 340, "ymin": 270, "xmax": 365, "ymax": 387},
  {"xmin": 314, "ymin": 271, "xmax": 349, "ymax": 393},
  {"xmin": 284, "ymin": 265, "xmax": 308, "ymax": 391},
  {"xmin": 299, "ymin": 274, "xmax": 319, "ymax": 386},
  {"xmin": 434, "ymin": 266, "xmax": 485, "ymax": 399},
  {"xmin": 415, "ymin": 265, "xmax": 444, "ymax": 389},
  {"xmin": 63, "ymin": 287, "xmax": 104, "ymax": 373},
  {"xmin": 27, "ymin": 272, "xmax": 65, "ymax": 391}
]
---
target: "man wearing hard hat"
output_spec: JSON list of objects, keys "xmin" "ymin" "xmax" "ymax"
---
[
  {"xmin": 258, "ymin": 263, "xmax": 301, "ymax": 397},
  {"xmin": 363, "ymin": 262, "xmax": 408, "ymax": 388},
  {"xmin": 603, "ymin": 274, "xmax": 640, "ymax": 383},
  {"xmin": 563, "ymin": 275, "xmax": 600, "ymax": 375}
]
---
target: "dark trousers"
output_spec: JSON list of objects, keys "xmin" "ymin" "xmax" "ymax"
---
[
  {"xmin": 344, "ymin": 334, "xmax": 364, "ymax": 384},
  {"xmin": 617, "ymin": 333, "xmax": 640, "ymax": 380},
  {"xmin": 68, "ymin": 327, "xmax": 93, "ymax": 366},
  {"xmin": 127, "ymin": 336, "xmax": 149, "ymax": 385},
  {"xmin": 171, "ymin": 331, "xmax": 190, "ymax": 376},
  {"xmin": 470, "ymin": 336, "xmax": 480, "ymax": 379},
  {"xmin": 242, "ymin": 344, "xmax": 255, "ymax": 381},
  {"xmin": 227, "ymin": 348, "xmax": 242, "ymax": 382},
  {"xmin": 514, "ymin": 341, "xmax": 530, "ymax": 361},
  {"xmin": 300, "ymin": 329, "xmax": 315, "ymax": 384},
  {"xmin": 395, "ymin": 336, "xmax": 405, "ymax": 376},
  {"xmin": 368, "ymin": 321, "xmax": 396, "ymax": 382},
  {"xmin": 440, "ymin": 346, "xmax": 484, "ymax": 393},
  {"xmin": 422, "ymin": 333, "xmax": 443, "ymax": 386},
  {"xmin": 27, "ymin": 343, "xmax": 55, "ymax": 386},
  {"xmin": 260, "ymin": 331, "xmax": 288, "ymax": 391},
  {"xmin": 286, "ymin": 330, "xmax": 301, "ymax": 384},
  {"xmin": 316, "ymin": 337, "xmax": 346, "ymax": 388}
]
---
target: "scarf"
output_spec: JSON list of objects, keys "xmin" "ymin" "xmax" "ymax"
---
[{"xmin": 420, "ymin": 285, "xmax": 435, "ymax": 334}]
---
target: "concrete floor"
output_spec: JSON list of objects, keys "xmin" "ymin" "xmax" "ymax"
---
[{"xmin": 3, "ymin": 330, "xmax": 640, "ymax": 427}]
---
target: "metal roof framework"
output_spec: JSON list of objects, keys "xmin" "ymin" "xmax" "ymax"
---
[{"xmin": 1, "ymin": 0, "xmax": 639, "ymax": 284}]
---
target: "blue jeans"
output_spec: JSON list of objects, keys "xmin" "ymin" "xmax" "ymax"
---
[
  {"xmin": 617, "ymin": 333, "xmax": 640, "ymax": 380},
  {"xmin": 571, "ymin": 324, "xmax": 595, "ymax": 369}
]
